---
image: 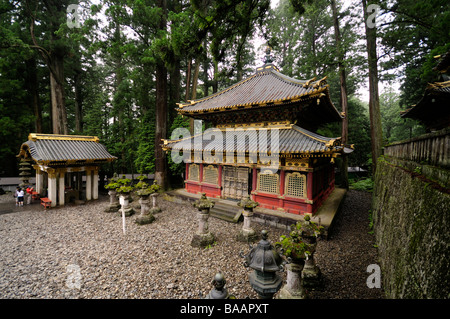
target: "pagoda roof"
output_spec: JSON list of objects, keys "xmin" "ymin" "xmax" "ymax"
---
[
  {"xmin": 176, "ymin": 64, "xmax": 342, "ymax": 127},
  {"xmin": 163, "ymin": 123, "xmax": 351, "ymax": 156},
  {"xmin": 17, "ymin": 133, "xmax": 117, "ymax": 166}
]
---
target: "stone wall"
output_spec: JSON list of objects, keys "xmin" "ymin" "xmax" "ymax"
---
[{"xmin": 372, "ymin": 154, "xmax": 450, "ymax": 298}]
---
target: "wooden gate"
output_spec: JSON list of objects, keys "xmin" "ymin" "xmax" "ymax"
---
[{"xmin": 222, "ymin": 166, "xmax": 249, "ymax": 200}]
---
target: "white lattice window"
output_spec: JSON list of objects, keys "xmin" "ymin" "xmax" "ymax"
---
[
  {"xmin": 285, "ymin": 172, "xmax": 306, "ymax": 198},
  {"xmin": 203, "ymin": 165, "xmax": 218, "ymax": 185},
  {"xmin": 257, "ymin": 170, "xmax": 279, "ymax": 194},
  {"xmin": 188, "ymin": 164, "xmax": 199, "ymax": 181}
]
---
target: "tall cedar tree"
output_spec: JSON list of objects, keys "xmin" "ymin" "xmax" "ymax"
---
[
  {"xmin": 362, "ymin": 0, "xmax": 383, "ymax": 174},
  {"xmin": 331, "ymin": 0, "xmax": 349, "ymax": 189},
  {"xmin": 25, "ymin": 0, "xmax": 70, "ymax": 134}
]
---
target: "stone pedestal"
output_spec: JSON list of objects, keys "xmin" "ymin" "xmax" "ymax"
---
[
  {"xmin": 302, "ymin": 255, "xmax": 323, "ymax": 289},
  {"xmin": 135, "ymin": 196, "xmax": 155, "ymax": 225},
  {"xmin": 105, "ymin": 190, "xmax": 121, "ymax": 212},
  {"xmin": 191, "ymin": 209, "xmax": 215, "ymax": 248},
  {"xmin": 278, "ymin": 262, "xmax": 307, "ymax": 299},
  {"xmin": 119, "ymin": 194, "xmax": 135, "ymax": 217},
  {"xmin": 301, "ymin": 236, "xmax": 323, "ymax": 289},
  {"xmin": 149, "ymin": 193, "xmax": 161, "ymax": 214},
  {"xmin": 237, "ymin": 209, "xmax": 258, "ymax": 242}
]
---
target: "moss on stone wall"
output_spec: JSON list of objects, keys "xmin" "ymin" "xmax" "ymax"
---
[{"xmin": 372, "ymin": 158, "xmax": 450, "ymax": 298}]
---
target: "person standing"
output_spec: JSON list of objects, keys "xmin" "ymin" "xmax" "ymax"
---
[
  {"xmin": 26, "ymin": 185, "xmax": 33, "ymax": 204},
  {"xmin": 14, "ymin": 187, "xmax": 20, "ymax": 206},
  {"xmin": 17, "ymin": 188, "xmax": 24, "ymax": 207}
]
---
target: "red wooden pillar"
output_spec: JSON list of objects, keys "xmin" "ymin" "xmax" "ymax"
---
[
  {"xmin": 252, "ymin": 167, "xmax": 257, "ymax": 200},
  {"xmin": 218, "ymin": 165, "xmax": 222, "ymax": 187},
  {"xmin": 279, "ymin": 169, "xmax": 285, "ymax": 209},
  {"xmin": 331, "ymin": 164, "xmax": 335, "ymax": 188},
  {"xmin": 307, "ymin": 171, "xmax": 314, "ymax": 214},
  {"xmin": 218, "ymin": 165, "xmax": 223, "ymax": 197},
  {"xmin": 199, "ymin": 163, "xmax": 204, "ymax": 192}
]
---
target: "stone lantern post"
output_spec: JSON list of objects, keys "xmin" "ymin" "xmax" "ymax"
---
[
  {"xmin": 191, "ymin": 193, "xmax": 215, "ymax": 248},
  {"xmin": 300, "ymin": 215, "xmax": 323, "ymax": 289},
  {"xmin": 118, "ymin": 191, "xmax": 134, "ymax": 217},
  {"xmin": 135, "ymin": 189, "xmax": 156, "ymax": 225},
  {"xmin": 243, "ymin": 230, "xmax": 283, "ymax": 299},
  {"xmin": 105, "ymin": 189, "xmax": 120, "ymax": 212},
  {"xmin": 278, "ymin": 260, "xmax": 307, "ymax": 299},
  {"xmin": 149, "ymin": 180, "xmax": 162, "ymax": 214},
  {"xmin": 237, "ymin": 195, "xmax": 259, "ymax": 242},
  {"xmin": 275, "ymin": 222, "xmax": 310, "ymax": 299},
  {"xmin": 104, "ymin": 174, "xmax": 120, "ymax": 212}
]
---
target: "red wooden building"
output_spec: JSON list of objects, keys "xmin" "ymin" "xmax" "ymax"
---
[{"xmin": 163, "ymin": 60, "xmax": 351, "ymax": 216}]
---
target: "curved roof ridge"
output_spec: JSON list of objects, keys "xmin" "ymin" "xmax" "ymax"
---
[
  {"xmin": 178, "ymin": 72, "xmax": 260, "ymax": 108},
  {"xmin": 291, "ymin": 125, "xmax": 338, "ymax": 144}
]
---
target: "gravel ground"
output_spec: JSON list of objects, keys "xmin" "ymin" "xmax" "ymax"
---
[{"xmin": 0, "ymin": 190, "xmax": 384, "ymax": 299}]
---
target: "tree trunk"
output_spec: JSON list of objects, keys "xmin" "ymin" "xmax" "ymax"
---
[
  {"xmin": 49, "ymin": 53, "xmax": 68, "ymax": 135},
  {"xmin": 112, "ymin": 19, "xmax": 126, "ymax": 174},
  {"xmin": 74, "ymin": 69, "xmax": 83, "ymax": 133},
  {"xmin": 203, "ymin": 50, "xmax": 209, "ymax": 97},
  {"xmin": 212, "ymin": 59, "xmax": 218, "ymax": 94},
  {"xmin": 362, "ymin": 0, "xmax": 383, "ymax": 175},
  {"xmin": 191, "ymin": 60, "xmax": 200, "ymax": 100},
  {"xmin": 169, "ymin": 58, "xmax": 181, "ymax": 122},
  {"xmin": 155, "ymin": 0, "xmax": 168, "ymax": 190},
  {"xmin": 189, "ymin": 60, "xmax": 200, "ymax": 134},
  {"xmin": 28, "ymin": 0, "xmax": 67, "ymax": 135},
  {"xmin": 185, "ymin": 58, "xmax": 192, "ymax": 101},
  {"xmin": 25, "ymin": 57, "xmax": 42, "ymax": 133},
  {"xmin": 155, "ymin": 63, "xmax": 168, "ymax": 190},
  {"xmin": 331, "ymin": 0, "xmax": 349, "ymax": 189}
]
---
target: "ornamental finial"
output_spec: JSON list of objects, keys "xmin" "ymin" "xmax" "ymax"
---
[{"xmin": 264, "ymin": 45, "xmax": 274, "ymax": 64}]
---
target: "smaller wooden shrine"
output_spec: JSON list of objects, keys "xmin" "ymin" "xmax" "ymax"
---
[
  {"xmin": 17, "ymin": 133, "xmax": 117, "ymax": 207},
  {"xmin": 163, "ymin": 55, "xmax": 351, "ymax": 216},
  {"xmin": 401, "ymin": 50, "xmax": 450, "ymax": 131}
]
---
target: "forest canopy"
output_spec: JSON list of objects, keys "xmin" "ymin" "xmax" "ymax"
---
[{"xmin": 1, "ymin": 0, "xmax": 448, "ymax": 187}]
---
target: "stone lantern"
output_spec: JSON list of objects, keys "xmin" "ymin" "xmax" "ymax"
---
[
  {"xmin": 191, "ymin": 193, "xmax": 215, "ymax": 248},
  {"xmin": 300, "ymin": 215, "xmax": 323, "ymax": 289},
  {"xmin": 149, "ymin": 180, "xmax": 162, "ymax": 214},
  {"xmin": 135, "ymin": 188, "xmax": 156, "ymax": 225},
  {"xmin": 204, "ymin": 272, "xmax": 234, "ymax": 299},
  {"xmin": 236, "ymin": 195, "xmax": 259, "ymax": 242},
  {"xmin": 104, "ymin": 173, "xmax": 120, "ymax": 212},
  {"xmin": 243, "ymin": 230, "xmax": 283, "ymax": 299}
]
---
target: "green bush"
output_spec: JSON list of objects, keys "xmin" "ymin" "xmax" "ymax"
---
[{"xmin": 349, "ymin": 177, "xmax": 374, "ymax": 192}]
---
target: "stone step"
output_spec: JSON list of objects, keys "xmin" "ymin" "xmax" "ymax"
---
[{"xmin": 210, "ymin": 205, "xmax": 242, "ymax": 223}]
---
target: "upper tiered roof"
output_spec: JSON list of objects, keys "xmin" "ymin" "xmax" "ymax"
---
[{"xmin": 176, "ymin": 63, "xmax": 342, "ymax": 130}]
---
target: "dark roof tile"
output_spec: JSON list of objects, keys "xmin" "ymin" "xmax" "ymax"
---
[
  {"xmin": 164, "ymin": 124, "xmax": 342, "ymax": 155},
  {"xmin": 19, "ymin": 134, "xmax": 116, "ymax": 165}
]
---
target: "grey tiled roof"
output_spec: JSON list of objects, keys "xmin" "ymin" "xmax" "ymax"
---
[
  {"xmin": 177, "ymin": 64, "xmax": 341, "ymax": 119},
  {"xmin": 164, "ymin": 125, "xmax": 342, "ymax": 154},
  {"xmin": 19, "ymin": 135, "xmax": 116, "ymax": 165}
]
